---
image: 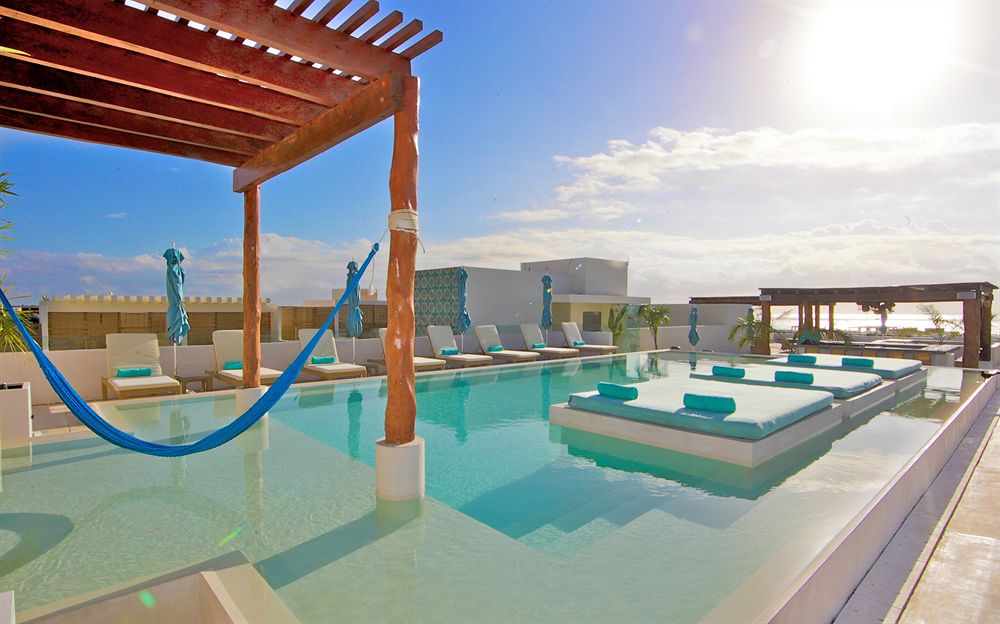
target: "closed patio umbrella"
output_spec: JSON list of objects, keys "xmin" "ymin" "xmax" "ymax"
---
[
  {"xmin": 541, "ymin": 274, "xmax": 553, "ymax": 343},
  {"xmin": 164, "ymin": 247, "xmax": 189, "ymax": 376},
  {"xmin": 346, "ymin": 260, "xmax": 363, "ymax": 363},
  {"xmin": 688, "ymin": 306, "xmax": 700, "ymax": 348},
  {"xmin": 456, "ymin": 267, "xmax": 471, "ymax": 352}
]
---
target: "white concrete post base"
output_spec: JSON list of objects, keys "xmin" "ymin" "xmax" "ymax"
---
[
  {"xmin": 375, "ymin": 436, "xmax": 425, "ymax": 501},
  {"xmin": 234, "ymin": 386, "xmax": 269, "ymax": 454}
]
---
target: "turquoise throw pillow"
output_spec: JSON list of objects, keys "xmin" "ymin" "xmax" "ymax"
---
[
  {"xmin": 712, "ymin": 365, "xmax": 745, "ymax": 378},
  {"xmin": 775, "ymin": 371, "xmax": 814, "ymax": 384},
  {"xmin": 311, "ymin": 356, "xmax": 336, "ymax": 364},
  {"xmin": 531, "ymin": 342, "xmax": 546, "ymax": 349},
  {"xmin": 842, "ymin": 357, "xmax": 875, "ymax": 368},
  {"xmin": 222, "ymin": 361, "xmax": 242, "ymax": 370},
  {"xmin": 572, "ymin": 340, "xmax": 586, "ymax": 346},
  {"xmin": 597, "ymin": 382, "xmax": 638, "ymax": 401},
  {"xmin": 787, "ymin": 354, "xmax": 817, "ymax": 364},
  {"xmin": 487, "ymin": 345, "xmax": 504, "ymax": 352},
  {"xmin": 116, "ymin": 367, "xmax": 152, "ymax": 378},
  {"xmin": 441, "ymin": 348, "xmax": 460, "ymax": 356},
  {"xmin": 683, "ymin": 393, "xmax": 736, "ymax": 413}
]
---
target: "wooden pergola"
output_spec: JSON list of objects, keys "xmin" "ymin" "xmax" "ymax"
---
[
  {"xmin": 0, "ymin": 0, "xmax": 443, "ymax": 446},
  {"xmin": 693, "ymin": 282, "xmax": 996, "ymax": 367}
]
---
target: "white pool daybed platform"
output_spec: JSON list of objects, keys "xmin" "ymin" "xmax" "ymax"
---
[{"xmin": 550, "ymin": 368, "xmax": 927, "ymax": 467}]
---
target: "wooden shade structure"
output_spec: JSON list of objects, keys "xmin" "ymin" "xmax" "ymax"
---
[
  {"xmin": 692, "ymin": 282, "xmax": 996, "ymax": 367},
  {"xmin": 0, "ymin": 0, "xmax": 442, "ymax": 445}
]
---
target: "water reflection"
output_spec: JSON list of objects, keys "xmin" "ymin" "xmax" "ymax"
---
[{"xmin": 347, "ymin": 389, "xmax": 363, "ymax": 458}]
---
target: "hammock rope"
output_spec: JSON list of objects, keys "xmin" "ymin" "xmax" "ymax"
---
[{"xmin": 0, "ymin": 243, "xmax": 380, "ymax": 457}]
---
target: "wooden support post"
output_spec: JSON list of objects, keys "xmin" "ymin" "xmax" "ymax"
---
[
  {"xmin": 981, "ymin": 295, "xmax": 993, "ymax": 362},
  {"xmin": 803, "ymin": 303, "xmax": 812, "ymax": 330},
  {"xmin": 828, "ymin": 305, "xmax": 835, "ymax": 332},
  {"xmin": 797, "ymin": 305, "xmax": 804, "ymax": 331},
  {"xmin": 814, "ymin": 305, "xmax": 821, "ymax": 332},
  {"xmin": 757, "ymin": 303, "xmax": 772, "ymax": 355},
  {"xmin": 962, "ymin": 297, "xmax": 981, "ymax": 369},
  {"xmin": 242, "ymin": 185, "xmax": 261, "ymax": 388},
  {"xmin": 384, "ymin": 75, "xmax": 419, "ymax": 445}
]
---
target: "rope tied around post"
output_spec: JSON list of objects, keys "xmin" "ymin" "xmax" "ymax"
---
[{"xmin": 380, "ymin": 209, "xmax": 424, "ymax": 252}]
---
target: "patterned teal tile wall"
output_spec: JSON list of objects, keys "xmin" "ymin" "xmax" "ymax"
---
[{"xmin": 415, "ymin": 267, "xmax": 461, "ymax": 336}]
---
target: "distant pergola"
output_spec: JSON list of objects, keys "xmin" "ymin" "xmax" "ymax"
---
[
  {"xmin": 691, "ymin": 282, "xmax": 996, "ymax": 368},
  {"xmin": 0, "ymin": 0, "xmax": 443, "ymax": 446}
]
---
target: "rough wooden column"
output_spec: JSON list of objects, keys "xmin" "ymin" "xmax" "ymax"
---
[
  {"xmin": 384, "ymin": 75, "xmax": 419, "ymax": 445},
  {"xmin": 242, "ymin": 185, "xmax": 261, "ymax": 388},
  {"xmin": 981, "ymin": 294, "xmax": 993, "ymax": 361},
  {"xmin": 962, "ymin": 297, "xmax": 981, "ymax": 369},
  {"xmin": 803, "ymin": 303, "xmax": 812, "ymax": 330},
  {"xmin": 797, "ymin": 304, "xmax": 804, "ymax": 331},
  {"xmin": 813, "ymin": 305, "xmax": 821, "ymax": 331},
  {"xmin": 828, "ymin": 305, "xmax": 835, "ymax": 331},
  {"xmin": 756, "ymin": 303, "xmax": 772, "ymax": 355}
]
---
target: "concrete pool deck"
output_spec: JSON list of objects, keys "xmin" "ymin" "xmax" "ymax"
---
[{"xmin": 836, "ymin": 387, "xmax": 1000, "ymax": 623}]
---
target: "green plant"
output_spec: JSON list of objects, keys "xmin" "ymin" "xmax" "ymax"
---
[
  {"xmin": 918, "ymin": 304, "xmax": 961, "ymax": 344},
  {"xmin": 608, "ymin": 304, "xmax": 630, "ymax": 346},
  {"xmin": 729, "ymin": 308, "xmax": 767, "ymax": 350},
  {"xmin": 638, "ymin": 304, "xmax": 671, "ymax": 350},
  {"xmin": 0, "ymin": 171, "xmax": 31, "ymax": 353}
]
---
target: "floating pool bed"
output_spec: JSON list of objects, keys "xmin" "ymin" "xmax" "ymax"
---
[
  {"xmin": 690, "ymin": 364, "xmax": 882, "ymax": 399},
  {"xmin": 766, "ymin": 353, "xmax": 922, "ymax": 379}
]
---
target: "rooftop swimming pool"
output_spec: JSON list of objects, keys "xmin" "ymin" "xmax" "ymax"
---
[{"xmin": 0, "ymin": 352, "xmax": 989, "ymax": 622}]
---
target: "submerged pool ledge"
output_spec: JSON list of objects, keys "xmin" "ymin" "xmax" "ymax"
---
[{"xmin": 706, "ymin": 372, "xmax": 998, "ymax": 623}]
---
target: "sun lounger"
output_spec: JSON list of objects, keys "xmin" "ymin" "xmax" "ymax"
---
[
  {"xmin": 371, "ymin": 327, "xmax": 447, "ymax": 372},
  {"xmin": 519, "ymin": 323, "xmax": 579, "ymax": 359},
  {"xmin": 563, "ymin": 377, "xmax": 834, "ymax": 441},
  {"xmin": 101, "ymin": 333, "xmax": 181, "ymax": 399},
  {"xmin": 474, "ymin": 325, "xmax": 542, "ymax": 362},
  {"xmin": 427, "ymin": 325, "xmax": 493, "ymax": 368},
  {"xmin": 690, "ymin": 364, "xmax": 882, "ymax": 399},
  {"xmin": 765, "ymin": 353, "xmax": 922, "ymax": 379},
  {"xmin": 561, "ymin": 321, "xmax": 618, "ymax": 356},
  {"xmin": 298, "ymin": 328, "xmax": 368, "ymax": 381},
  {"xmin": 208, "ymin": 330, "xmax": 283, "ymax": 387}
]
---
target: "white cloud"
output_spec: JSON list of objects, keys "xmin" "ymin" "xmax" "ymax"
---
[
  {"xmin": 104, "ymin": 212, "xmax": 127, "ymax": 219},
  {"xmin": 489, "ymin": 208, "xmax": 571, "ymax": 223}
]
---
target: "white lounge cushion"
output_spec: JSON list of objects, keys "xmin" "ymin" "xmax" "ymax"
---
[
  {"xmin": 216, "ymin": 367, "xmax": 282, "ymax": 383},
  {"xmin": 106, "ymin": 333, "xmax": 164, "ymax": 377},
  {"xmin": 305, "ymin": 362, "xmax": 367, "ymax": 375},
  {"xmin": 106, "ymin": 375, "xmax": 179, "ymax": 392}
]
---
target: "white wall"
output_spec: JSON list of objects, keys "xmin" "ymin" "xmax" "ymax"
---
[
  {"xmin": 633, "ymin": 324, "xmax": 748, "ymax": 354},
  {"xmin": 464, "ymin": 267, "xmax": 543, "ymax": 330},
  {"xmin": 0, "ymin": 335, "xmax": 440, "ymax": 406},
  {"xmin": 520, "ymin": 257, "xmax": 629, "ymax": 296}
]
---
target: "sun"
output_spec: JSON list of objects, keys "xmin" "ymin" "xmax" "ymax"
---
[{"xmin": 805, "ymin": 2, "xmax": 954, "ymax": 113}]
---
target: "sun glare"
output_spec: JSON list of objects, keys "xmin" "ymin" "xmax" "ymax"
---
[{"xmin": 806, "ymin": 2, "xmax": 954, "ymax": 113}]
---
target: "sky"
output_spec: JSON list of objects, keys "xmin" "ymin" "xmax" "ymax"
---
[{"xmin": 1, "ymin": 0, "xmax": 998, "ymax": 306}]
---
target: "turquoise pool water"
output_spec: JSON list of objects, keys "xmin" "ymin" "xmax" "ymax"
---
[{"xmin": 0, "ymin": 352, "xmax": 987, "ymax": 622}]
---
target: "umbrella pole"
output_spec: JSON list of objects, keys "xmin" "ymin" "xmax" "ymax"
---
[
  {"xmin": 353, "ymin": 336, "xmax": 357, "ymax": 365},
  {"xmin": 173, "ymin": 342, "xmax": 178, "ymax": 378}
]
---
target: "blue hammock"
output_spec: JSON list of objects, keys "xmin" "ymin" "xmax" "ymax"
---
[{"xmin": 0, "ymin": 244, "xmax": 379, "ymax": 457}]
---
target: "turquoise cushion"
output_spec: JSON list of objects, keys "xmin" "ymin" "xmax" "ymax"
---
[
  {"xmin": 597, "ymin": 382, "xmax": 638, "ymax": 401},
  {"xmin": 842, "ymin": 357, "xmax": 874, "ymax": 368},
  {"xmin": 222, "ymin": 361, "xmax": 242, "ymax": 370},
  {"xmin": 116, "ymin": 367, "xmax": 152, "ymax": 378},
  {"xmin": 683, "ymin": 393, "xmax": 736, "ymax": 413},
  {"xmin": 531, "ymin": 342, "xmax": 546, "ymax": 349},
  {"xmin": 311, "ymin": 356, "xmax": 336, "ymax": 364},
  {"xmin": 441, "ymin": 348, "xmax": 460, "ymax": 356},
  {"xmin": 712, "ymin": 366, "xmax": 745, "ymax": 379},
  {"xmin": 487, "ymin": 345, "xmax": 504, "ymax": 353},
  {"xmin": 692, "ymin": 365, "xmax": 881, "ymax": 399},
  {"xmin": 568, "ymin": 378, "xmax": 834, "ymax": 440},
  {"xmin": 775, "ymin": 371, "xmax": 813, "ymax": 385},
  {"xmin": 787, "ymin": 354, "xmax": 817, "ymax": 364},
  {"xmin": 573, "ymin": 340, "xmax": 586, "ymax": 346}
]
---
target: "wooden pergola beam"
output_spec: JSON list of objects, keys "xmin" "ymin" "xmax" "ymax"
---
[
  {"xmin": 359, "ymin": 10, "xmax": 403, "ymax": 44},
  {"xmin": 2, "ymin": 20, "xmax": 327, "ymax": 126},
  {"xmin": 337, "ymin": 1, "xmax": 380, "ymax": 36},
  {"xmin": 0, "ymin": 0, "xmax": 364, "ymax": 107},
  {"xmin": 0, "ymin": 87, "xmax": 268, "ymax": 155},
  {"xmin": 0, "ymin": 108, "xmax": 245, "ymax": 166},
  {"xmin": 0, "ymin": 59, "xmax": 297, "ymax": 142},
  {"xmin": 143, "ymin": 0, "xmax": 410, "ymax": 80},
  {"xmin": 233, "ymin": 74, "xmax": 404, "ymax": 192},
  {"xmin": 379, "ymin": 19, "xmax": 423, "ymax": 52},
  {"xmin": 400, "ymin": 30, "xmax": 444, "ymax": 60}
]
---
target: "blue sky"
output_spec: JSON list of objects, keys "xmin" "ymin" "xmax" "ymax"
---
[{"xmin": 2, "ymin": 1, "xmax": 998, "ymax": 304}]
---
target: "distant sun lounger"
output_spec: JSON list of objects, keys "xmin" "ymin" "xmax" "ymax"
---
[
  {"xmin": 519, "ymin": 323, "xmax": 578, "ymax": 359},
  {"xmin": 690, "ymin": 364, "xmax": 882, "ymax": 399},
  {"xmin": 427, "ymin": 325, "xmax": 492, "ymax": 368},
  {"xmin": 101, "ymin": 333, "xmax": 181, "ymax": 399},
  {"xmin": 374, "ymin": 327, "xmax": 447, "ymax": 372},
  {"xmin": 298, "ymin": 328, "xmax": 368, "ymax": 381},
  {"xmin": 475, "ymin": 325, "xmax": 541, "ymax": 363},
  {"xmin": 208, "ymin": 329, "xmax": 283, "ymax": 387},
  {"xmin": 765, "ymin": 353, "xmax": 922, "ymax": 379},
  {"xmin": 561, "ymin": 322, "xmax": 618, "ymax": 356}
]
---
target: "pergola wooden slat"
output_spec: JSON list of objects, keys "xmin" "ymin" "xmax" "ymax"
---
[
  {"xmin": 0, "ymin": 1, "xmax": 443, "ymax": 476},
  {"xmin": 691, "ymin": 282, "xmax": 996, "ymax": 367}
]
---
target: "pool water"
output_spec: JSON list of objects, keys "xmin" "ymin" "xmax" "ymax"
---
[{"xmin": 0, "ymin": 352, "xmax": 986, "ymax": 622}]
